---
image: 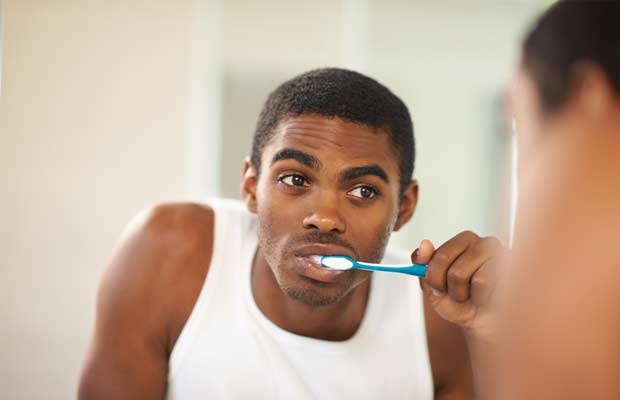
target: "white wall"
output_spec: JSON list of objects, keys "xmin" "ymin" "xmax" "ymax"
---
[
  {"xmin": 1, "ymin": 1, "xmax": 192, "ymax": 398},
  {"xmin": 367, "ymin": 1, "xmax": 540, "ymax": 249}
]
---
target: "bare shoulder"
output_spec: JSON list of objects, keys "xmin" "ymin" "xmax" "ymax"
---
[
  {"xmin": 135, "ymin": 201, "xmax": 215, "ymax": 246},
  {"xmin": 139, "ymin": 202, "xmax": 216, "ymax": 347},
  {"xmin": 123, "ymin": 202, "xmax": 216, "ymax": 334},
  {"xmin": 423, "ymin": 295, "xmax": 474, "ymax": 399},
  {"xmin": 79, "ymin": 202, "xmax": 215, "ymax": 399},
  {"xmin": 102, "ymin": 201, "xmax": 216, "ymax": 351}
]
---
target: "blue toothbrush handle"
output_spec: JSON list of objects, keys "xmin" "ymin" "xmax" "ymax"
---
[
  {"xmin": 402, "ymin": 264, "xmax": 428, "ymax": 277},
  {"xmin": 355, "ymin": 262, "xmax": 427, "ymax": 277}
]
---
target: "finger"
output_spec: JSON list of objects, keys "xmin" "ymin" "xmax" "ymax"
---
[
  {"xmin": 446, "ymin": 238, "xmax": 497, "ymax": 302},
  {"xmin": 413, "ymin": 241, "xmax": 435, "ymax": 292},
  {"xmin": 470, "ymin": 260, "xmax": 501, "ymax": 307},
  {"xmin": 419, "ymin": 276, "xmax": 431, "ymax": 296},
  {"xmin": 419, "ymin": 276, "xmax": 445, "ymax": 299},
  {"xmin": 411, "ymin": 239, "xmax": 435, "ymax": 265},
  {"xmin": 426, "ymin": 231, "xmax": 479, "ymax": 293}
]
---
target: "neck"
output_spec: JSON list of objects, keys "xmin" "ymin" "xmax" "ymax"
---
[{"xmin": 251, "ymin": 248, "xmax": 371, "ymax": 341}]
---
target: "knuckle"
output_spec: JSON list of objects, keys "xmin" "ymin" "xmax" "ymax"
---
[
  {"xmin": 482, "ymin": 236, "xmax": 502, "ymax": 248},
  {"xmin": 474, "ymin": 237, "xmax": 501, "ymax": 258},
  {"xmin": 471, "ymin": 273, "xmax": 486, "ymax": 291},
  {"xmin": 426, "ymin": 268, "xmax": 446, "ymax": 291},
  {"xmin": 453, "ymin": 289, "xmax": 469, "ymax": 303},
  {"xmin": 426, "ymin": 273, "xmax": 444, "ymax": 291},
  {"xmin": 447, "ymin": 268, "xmax": 468, "ymax": 285},
  {"xmin": 471, "ymin": 241, "xmax": 488, "ymax": 258},
  {"xmin": 460, "ymin": 230, "xmax": 478, "ymax": 240},
  {"xmin": 433, "ymin": 251, "xmax": 451, "ymax": 266}
]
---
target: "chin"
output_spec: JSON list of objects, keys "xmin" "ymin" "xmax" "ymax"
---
[
  {"xmin": 281, "ymin": 273, "xmax": 366, "ymax": 307},
  {"xmin": 281, "ymin": 285, "xmax": 345, "ymax": 307},
  {"xmin": 272, "ymin": 263, "xmax": 367, "ymax": 307}
]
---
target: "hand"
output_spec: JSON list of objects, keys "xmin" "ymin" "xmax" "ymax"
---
[{"xmin": 412, "ymin": 231, "xmax": 507, "ymax": 336}]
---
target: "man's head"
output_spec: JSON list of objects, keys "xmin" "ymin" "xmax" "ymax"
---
[
  {"xmin": 242, "ymin": 68, "xmax": 417, "ymax": 307},
  {"xmin": 509, "ymin": 1, "xmax": 620, "ymax": 159},
  {"xmin": 251, "ymin": 68, "xmax": 415, "ymax": 199}
]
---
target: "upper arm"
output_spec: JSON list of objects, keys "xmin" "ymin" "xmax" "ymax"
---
[
  {"xmin": 79, "ymin": 203, "xmax": 214, "ymax": 400},
  {"xmin": 492, "ymin": 133, "xmax": 620, "ymax": 399},
  {"xmin": 424, "ymin": 295, "xmax": 474, "ymax": 400}
]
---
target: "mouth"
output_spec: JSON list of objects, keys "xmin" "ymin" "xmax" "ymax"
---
[
  {"xmin": 294, "ymin": 243, "xmax": 357, "ymax": 260},
  {"xmin": 294, "ymin": 255, "xmax": 346, "ymax": 283},
  {"xmin": 292, "ymin": 244, "xmax": 357, "ymax": 283}
]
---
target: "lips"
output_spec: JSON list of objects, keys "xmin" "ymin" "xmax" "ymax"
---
[
  {"xmin": 292, "ymin": 244, "xmax": 357, "ymax": 283},
  {"xmin": 294, "ymin": 255, "xmax": 346, "ymax": 283},
  {"xmin": 293, "ymin": 244, "xmax": 357, "ymax": 261}
]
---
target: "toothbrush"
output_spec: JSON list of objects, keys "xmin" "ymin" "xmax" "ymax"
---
[{"xmin": 311, "ymin": 255, "xmax": 427, "ymax": 277}]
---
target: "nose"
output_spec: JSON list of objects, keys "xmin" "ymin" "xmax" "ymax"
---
[{"xmin": 302, "ymin": 193, "xmax": 346, "ymax": 234}]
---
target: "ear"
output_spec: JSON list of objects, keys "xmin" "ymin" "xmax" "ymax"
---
[
  {"xmin": 394, "ymin": 180, "xmax": 418, "ymax": 232},
  {"xmin": 571, "ymin": 62, "xmax": 617, "ymax": 119},
  {"xmin": 240, "ymin": 157, "xmax": 258, "ymax": 214}
]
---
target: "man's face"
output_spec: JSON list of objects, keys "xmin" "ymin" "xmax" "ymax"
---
[{"xmin": 245, "ymin": 115, "xmax": 415, "ymax": 306}]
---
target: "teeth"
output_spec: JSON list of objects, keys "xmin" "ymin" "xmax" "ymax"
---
[{"xmin": 309, "ymin": 255, "xmax": 323, "ymax": 264}]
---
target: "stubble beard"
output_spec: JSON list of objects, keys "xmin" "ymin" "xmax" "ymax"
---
[{"xmin": 257, "ymin": 212, "xmax": 393, "ymax": 307}]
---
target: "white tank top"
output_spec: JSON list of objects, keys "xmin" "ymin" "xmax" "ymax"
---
[{"xmin": 166, "ymin": 198, "xmax": 434, "ymax": 400}]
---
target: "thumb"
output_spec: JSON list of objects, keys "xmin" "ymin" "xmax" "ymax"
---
[{"xmin": 411, "ymin": 239, "xmax": 435, "ymax": 265}]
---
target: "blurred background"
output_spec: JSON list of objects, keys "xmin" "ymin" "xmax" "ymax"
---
[{"xmin": 1, "ymin": 0, "xmax": 546, "ymax": 398}]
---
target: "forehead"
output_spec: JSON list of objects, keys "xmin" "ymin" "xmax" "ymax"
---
[{"xmin": 264, "ymin": 114, "xmax": 398, "ymax": 172}]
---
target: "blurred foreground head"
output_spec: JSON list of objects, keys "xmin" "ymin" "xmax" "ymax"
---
[
  {"xmin": 493, "ymin": 3, "xmax": 620, "ymax": 399},
  {"xmin": 509, "ymin": 1, "xmax": 620, "ymax": 161}
]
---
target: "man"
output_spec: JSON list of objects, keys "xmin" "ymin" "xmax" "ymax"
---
[{"xmin": 79, "ymin": 68, "xmax": 504, "ymax": 399}]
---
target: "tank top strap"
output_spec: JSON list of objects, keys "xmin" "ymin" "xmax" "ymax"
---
[{"xmin": 168, "ymin": 197, "xmax": 257, "ymax": 378}]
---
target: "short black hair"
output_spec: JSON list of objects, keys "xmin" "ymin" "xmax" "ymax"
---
[
  {"xmin": 251, "ymin": 68, "xmax": 415, "ymax": 198},
  {"xmin": 522, "ymin": 1, "xmax": 620, "ymax": 112}
]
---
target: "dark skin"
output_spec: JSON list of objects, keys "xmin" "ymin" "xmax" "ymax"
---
[{"xmin": 79, "ymin": 115, "xmax": 505, "ymax": 399}]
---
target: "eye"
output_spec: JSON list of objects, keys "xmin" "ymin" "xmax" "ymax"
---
[
  {"xmin": 348, "ymin": 185, "xmax": 378, "ymax": 199},
  {"xmin": 278, "ymin": 174, "xmax": 309, "ymax": 187}
]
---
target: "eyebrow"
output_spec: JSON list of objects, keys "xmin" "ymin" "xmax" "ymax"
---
[
  {"xmin": 342, "ymin": 165, "xmax": 389, "ymax": 184},
  {"xmin": 270, "ymin": 148, "xmax": 321, "ymax": 169},
  {"xmin": 270, "ymin": 148, "xmax": 389, "ymax": 184}
]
